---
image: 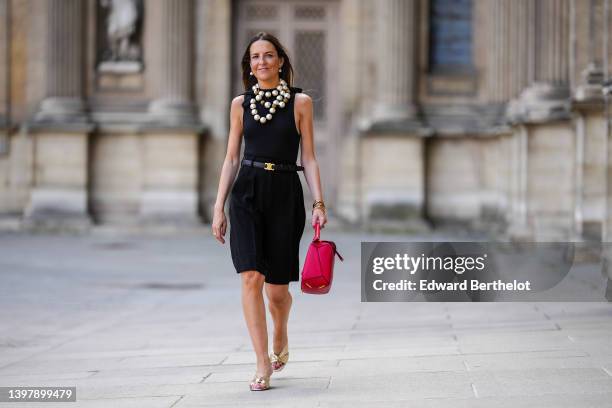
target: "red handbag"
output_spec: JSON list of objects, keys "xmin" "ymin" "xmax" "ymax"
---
[{"xmin": 301, "ymin": 222, "xmax": 344, "ymax": 294}]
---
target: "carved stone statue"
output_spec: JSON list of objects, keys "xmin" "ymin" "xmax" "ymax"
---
[{"xmin": 99, "ymin": 0, "xmax": 142, "ymax": 69}]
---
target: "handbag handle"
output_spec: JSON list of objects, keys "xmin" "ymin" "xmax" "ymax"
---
[
  {"xmin": 313, "ymin": 221, "xmax": 321, "ymax": 241},
  {"xmin": 312, "ymin": 222, "xmax": 344, "ymax": 261}
]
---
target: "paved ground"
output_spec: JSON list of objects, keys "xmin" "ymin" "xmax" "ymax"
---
[{"xmin": 0, "ymin": 227, "xmax": 611, "ymax": 407}]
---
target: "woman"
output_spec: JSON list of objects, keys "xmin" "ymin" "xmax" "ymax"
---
[{"xmin": 211, "ymin": 32, "xmax": 328, "ymax": 391}]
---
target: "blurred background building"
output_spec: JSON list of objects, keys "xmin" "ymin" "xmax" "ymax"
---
[{"xmin": 0, "ymin": 0, "xmax": 611, "ymax": 243}]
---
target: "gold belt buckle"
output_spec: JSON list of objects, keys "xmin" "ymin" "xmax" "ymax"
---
[{"xmin": 264, "ymin": 162, "xmax": 275, "ymax": 171}]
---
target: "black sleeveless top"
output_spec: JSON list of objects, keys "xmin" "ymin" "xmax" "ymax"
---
[{"xmin": 241, "ymin": 86, "xmax": 303, "ymax": 165}]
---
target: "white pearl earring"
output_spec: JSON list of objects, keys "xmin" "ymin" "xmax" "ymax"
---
[{"xmin": 249, "ymin": 71, "xmax": 254, "ymax": 76}]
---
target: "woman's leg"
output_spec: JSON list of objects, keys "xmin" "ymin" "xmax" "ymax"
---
[
  {"xmin": 264, "ymin": 282, "xmax": 292, "ymax": 354},
  {"xmin": 241, "ymin": 270, "xmax": 272, "ymax": 376}
]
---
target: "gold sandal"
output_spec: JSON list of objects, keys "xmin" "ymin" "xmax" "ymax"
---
[
  {"xmin": 270, "ymin": 344, "xmax": 289, "ymax": 372},
  {"xmin": 249, "ymin": 372, "xmax": 271, "ymax": 391}
]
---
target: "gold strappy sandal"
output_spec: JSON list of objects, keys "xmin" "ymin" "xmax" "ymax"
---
[
  {"xmin": 249, "ymin": 372, "xmax": 271, "ymax": 391},
  {"xmin": 270, "ymin": 344, "xmax": 289, "ymax": 372}
]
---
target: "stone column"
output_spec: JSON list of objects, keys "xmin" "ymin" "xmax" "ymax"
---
[
  {"xmin": 500, "ymin": 0, "xmax": 535, "ymax": 234},
  {"xmin": 571, "ymin": 0, "xmax": 607, "ymax": 244},
  {"xmin": 505, "ymin": 0, "xmax": 536, "ymax": 121},
  {"xmin": 517, "ymin": 0, "xmax": 571, "ymax": 121},
  {"xmin": 488, "ymin": 0, "xmax": 533, "ymax": 104},
  {"xmin": 148, "ymin": 0, "xmax": 197, "ymax": 124},
  {"xmin": 490, "ymin": 0, "xmax": 535, "ymax": 125},
  {"xmin": 535, "ymin": 0, "xmax": 570, "ymax": 85},
  {"xmin": 141, "ymin": 0, "xmax": 201, "ymax": 225},
  {"xmin": 602, "ymin": 0, "xmax": 612, "ymax": 300},
  {"xmin": 488, "ymin": 0, "xmax": 507, "ymax": 103},
  {"xmin": 372, "ymin": 0, "xmax": 418, "ymax": 122},
  {"xmin": 35, "ymin": 0, "xmax": 87, "ymax": 122},
  {"xmin": 25, "ymin": 0, "xmax": 92, "ymax": 231},
  {"xmin": 359, "ymin": 0, "xmax": 430, "ymax": 232},
  {"xmin": 575, "ymin": 0, "xmax": 605, "ymax": 101},
  {"xmin": 606, "ymin": 89, "xmax": 612, "ymax": 299},
  {"xmin": 506, "ymin": 0, "xmax": 576, "ymax": 241},
  {"xmin": 0, "ymin": 0, "xmax": 8, "ymax": 154}
]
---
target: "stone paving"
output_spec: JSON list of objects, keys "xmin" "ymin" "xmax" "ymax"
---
[{"xmin": 0, "ymin": 227, "xmax": 611, "ymax": 407}]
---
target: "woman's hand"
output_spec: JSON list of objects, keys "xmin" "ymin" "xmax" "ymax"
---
[
  {"xmin": 312, "ymin": 208, "xmax": 327, "ymax": 228},
  {"xmin": 212, "ymin": 208, "xmax": 227, "ymax": 244}
]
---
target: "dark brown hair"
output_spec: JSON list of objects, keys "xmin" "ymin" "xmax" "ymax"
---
[{"xmin": 241, "ymin": 32, "xmax": 294, "ymax": 90}]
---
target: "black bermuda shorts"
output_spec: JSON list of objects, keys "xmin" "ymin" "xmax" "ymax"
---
[{"xmin": 229, "ymin": 161, "xmax": 307, "ymax": 284}]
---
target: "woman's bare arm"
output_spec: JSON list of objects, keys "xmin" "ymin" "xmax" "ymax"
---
[
  {"xmin": 212, "ymin": 95, "xmax": 244, "ymax": 243},
  {"xmin": 297, "ymin": 93, "xmax": 327, "ymax": 227}
]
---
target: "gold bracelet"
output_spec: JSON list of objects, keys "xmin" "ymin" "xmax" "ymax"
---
[
  {"xmin": 312, "ymin": 201, "xmax": 326, "ymax": 214},
  {"xmin": 312, "ymin": 200, "xmax": 325, "ymax": 209}
]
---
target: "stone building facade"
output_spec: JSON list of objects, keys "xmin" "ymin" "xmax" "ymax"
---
[{"xmin": 0, "ymin": 0, "xmax": 611, "ymax": 246}]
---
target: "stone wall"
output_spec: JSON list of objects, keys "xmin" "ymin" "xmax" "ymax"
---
[{"xmin": 0, "ymin": 0, "xmax": 609, "ymax": 243}]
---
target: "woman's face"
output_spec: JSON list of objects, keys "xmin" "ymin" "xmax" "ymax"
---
[{"xmin": 249, "ymin": 40, "xmax": 284, "ymax": 83}]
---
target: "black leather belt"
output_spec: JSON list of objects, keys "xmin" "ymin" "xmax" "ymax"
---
[{"xmin": 241, "ymin": 159, "xmax": 304, "ymax": 172}]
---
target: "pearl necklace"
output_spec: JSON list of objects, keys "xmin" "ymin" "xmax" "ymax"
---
[{"xmin": 249, "ymin": 79, "xmax": 291, "ymax": 124}]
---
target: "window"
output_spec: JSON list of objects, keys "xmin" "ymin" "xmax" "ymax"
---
[{"xmin": 428, "ymin": 0, "xmax": 473, "ymax": 73}]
